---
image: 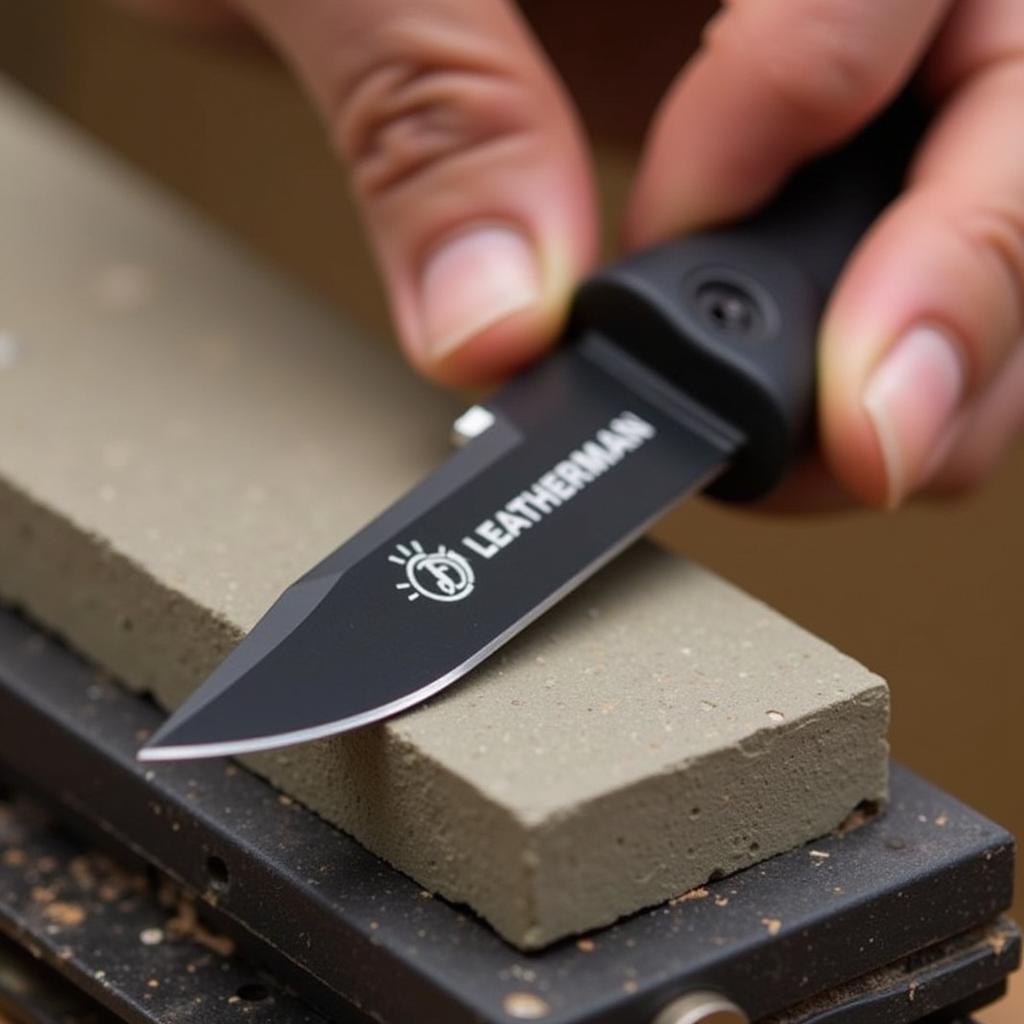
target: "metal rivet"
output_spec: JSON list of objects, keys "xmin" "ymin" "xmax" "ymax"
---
[
  {"xmin": 651, "ymin": 991, "xmax": 748, "ymax": 1024},
  {"xmin": 451, "ymin": 404, "xmax": 496, "ymax": 447}
]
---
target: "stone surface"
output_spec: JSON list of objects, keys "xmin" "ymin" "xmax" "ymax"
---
[{"xmin": 0, "ymin": 85, "xmax": 889, "ymax": 949}]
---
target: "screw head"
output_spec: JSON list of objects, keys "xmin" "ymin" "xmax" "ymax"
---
[
  {"xmin": 696, "ymin": 282, "xmax": 758, "ymax": 335},
  {"xmin": 651, "ymin": 991, "xmax": 748, "ymax": 1024}
]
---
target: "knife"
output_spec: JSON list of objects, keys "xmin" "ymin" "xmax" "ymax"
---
[{"xmin": 140, "ymin": 97, "xmax": 922, "ymax": 762}]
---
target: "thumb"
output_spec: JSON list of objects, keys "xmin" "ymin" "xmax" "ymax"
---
[
  {"xmin": 821, "ymin": 57, "xmax": 1024, "ymax": 507},
  {"xmin": 233, "ymin": 0, "xmax": 597, "ymax": 386}
]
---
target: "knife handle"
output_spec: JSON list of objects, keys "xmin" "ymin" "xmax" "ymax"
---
[{"xmin": 572, "ymin": 93, "xmax": 927, "ymax": 501}]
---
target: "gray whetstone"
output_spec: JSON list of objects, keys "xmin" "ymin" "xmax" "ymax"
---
[{"xmin": 0, "ymin": 84, "xmax": 889, "ymax": 949}]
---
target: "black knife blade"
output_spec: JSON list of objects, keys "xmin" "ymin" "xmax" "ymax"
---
[{"xmin": 140, "ymin": 96, "xmax": 923, "ymax": 761}]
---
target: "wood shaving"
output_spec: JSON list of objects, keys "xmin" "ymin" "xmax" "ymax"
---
[
  {"xmin": 669, "ymin": 886, "xmax": 709, "ymax": 906},
  {"xmin": 43, "ymin": 901, "xmax": 86, "ymax": 927},
  {"xmin": 161, "ymin": 883, "xmax": 237, "ymax": 958},
  {"xmin": 835, "ymin": 801, "xmax": 880, "ymax": 837}
]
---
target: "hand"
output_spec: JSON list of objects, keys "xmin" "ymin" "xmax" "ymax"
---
[{"xmin": 121, "ymin": 0, "xmax": 1024, "ymax": 509}]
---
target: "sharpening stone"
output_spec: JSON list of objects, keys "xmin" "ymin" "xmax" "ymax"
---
[{"xmin": 0, "ymin": 84, "xmax": 889, "ymax": 949}]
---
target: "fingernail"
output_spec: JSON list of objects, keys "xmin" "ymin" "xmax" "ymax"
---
[
  {"xmin": 418, "ymin": 225, "xmax": 540, "ymax": 360},
  {"xmin": 863, "ymin": 324, "xmax": 966, "ymax": 508}
]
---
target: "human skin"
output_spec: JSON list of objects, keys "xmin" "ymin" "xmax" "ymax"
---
[{"xmin": 118, "ymin": 0, "xmax": 1024, "ymax": 511}]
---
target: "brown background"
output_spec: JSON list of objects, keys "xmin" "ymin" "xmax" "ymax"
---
[{"xmin": 0, "ymin": 1, "xmax": 1020, "ymax": 1018}]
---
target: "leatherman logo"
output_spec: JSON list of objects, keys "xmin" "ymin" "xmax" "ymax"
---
[
  {"xmin": 462, "ymin": 411, "xmax": 657, "ymax": 560},
  {"xmin": 389, "ymin": 411, "xmax": 656, "ymax": 602},
  {"xmin": 391, "ymin": 541, "xmax": 476, "ymax": 603}
]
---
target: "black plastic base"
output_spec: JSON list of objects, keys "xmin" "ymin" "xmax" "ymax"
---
[
  {"xmin": 0, "ymin": 605, "xmax": 1019, "ymax": 1023},
  {"xmin": 0, "ymin": 787, "xmax": 1014, "ymax": 1024}
]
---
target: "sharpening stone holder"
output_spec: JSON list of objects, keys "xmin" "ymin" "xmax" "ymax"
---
[{"xmin": 0, "ymin": 605, "xmax": 1018, "ymax": 1024}]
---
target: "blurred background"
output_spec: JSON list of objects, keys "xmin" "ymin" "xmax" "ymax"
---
[{"xmin": 0, "ymin": 1, "xmax": 1020, "ymax": 1016}]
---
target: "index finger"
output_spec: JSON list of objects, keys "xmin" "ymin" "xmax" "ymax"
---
[{"xmin": 625, "ymin": 0, "xmax": 951, "ymax": 248}]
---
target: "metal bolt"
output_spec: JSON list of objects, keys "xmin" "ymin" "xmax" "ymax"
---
[{"xmin": 651, "ymin": 991, "xmax": 749, "ymax": 1024}]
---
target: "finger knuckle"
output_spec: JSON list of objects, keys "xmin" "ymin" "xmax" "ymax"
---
[
  {"xmin": 326, "ymin": 18, "xmax": 534, "ymax": 201},
  {"xmin": 958, "ymin": 200, "xmax": 1024, "ymax": 327},
  {"xmin": 725, "ymin": 6, "xmax": 889, "ymax": 128}
]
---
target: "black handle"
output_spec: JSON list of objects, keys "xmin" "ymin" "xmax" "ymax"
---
[{"xmin": 572, "ymin": 93, "xmax": 927, "ymax": 500}]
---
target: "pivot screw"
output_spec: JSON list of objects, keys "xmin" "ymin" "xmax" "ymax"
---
[
  {"xmin": 696, "ymin": 282, "xmax": 759, "ymax": 336},
  {"xmin": 651, "ymin": 991, "xmax": 749, "ymax": 1024}
]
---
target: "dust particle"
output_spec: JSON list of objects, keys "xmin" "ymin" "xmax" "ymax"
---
[
  {"xmin": 140, "ymin": 928, "xmax": 164, "ymax": 946},
  {"xmin": 714, "ymin": 896, "xmax": 730, "ymax": 907},
  {"xmin": 809, "ymin": 850, "xmax": 830, "ymax": 861},
  {"xmin": 934, "ymin": 813, "xmax": 949, "ymax": 827},
  {"xmin": 576, "ymin": 938, "xmax": 595, "ymax": 953},
  {"xmin": 761, "ymin": 917, "xmax": 781, "ymax": 936},
  {"xmin": 502, "ymin": 991, "xmax": 550, "ymax": 1019}
]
